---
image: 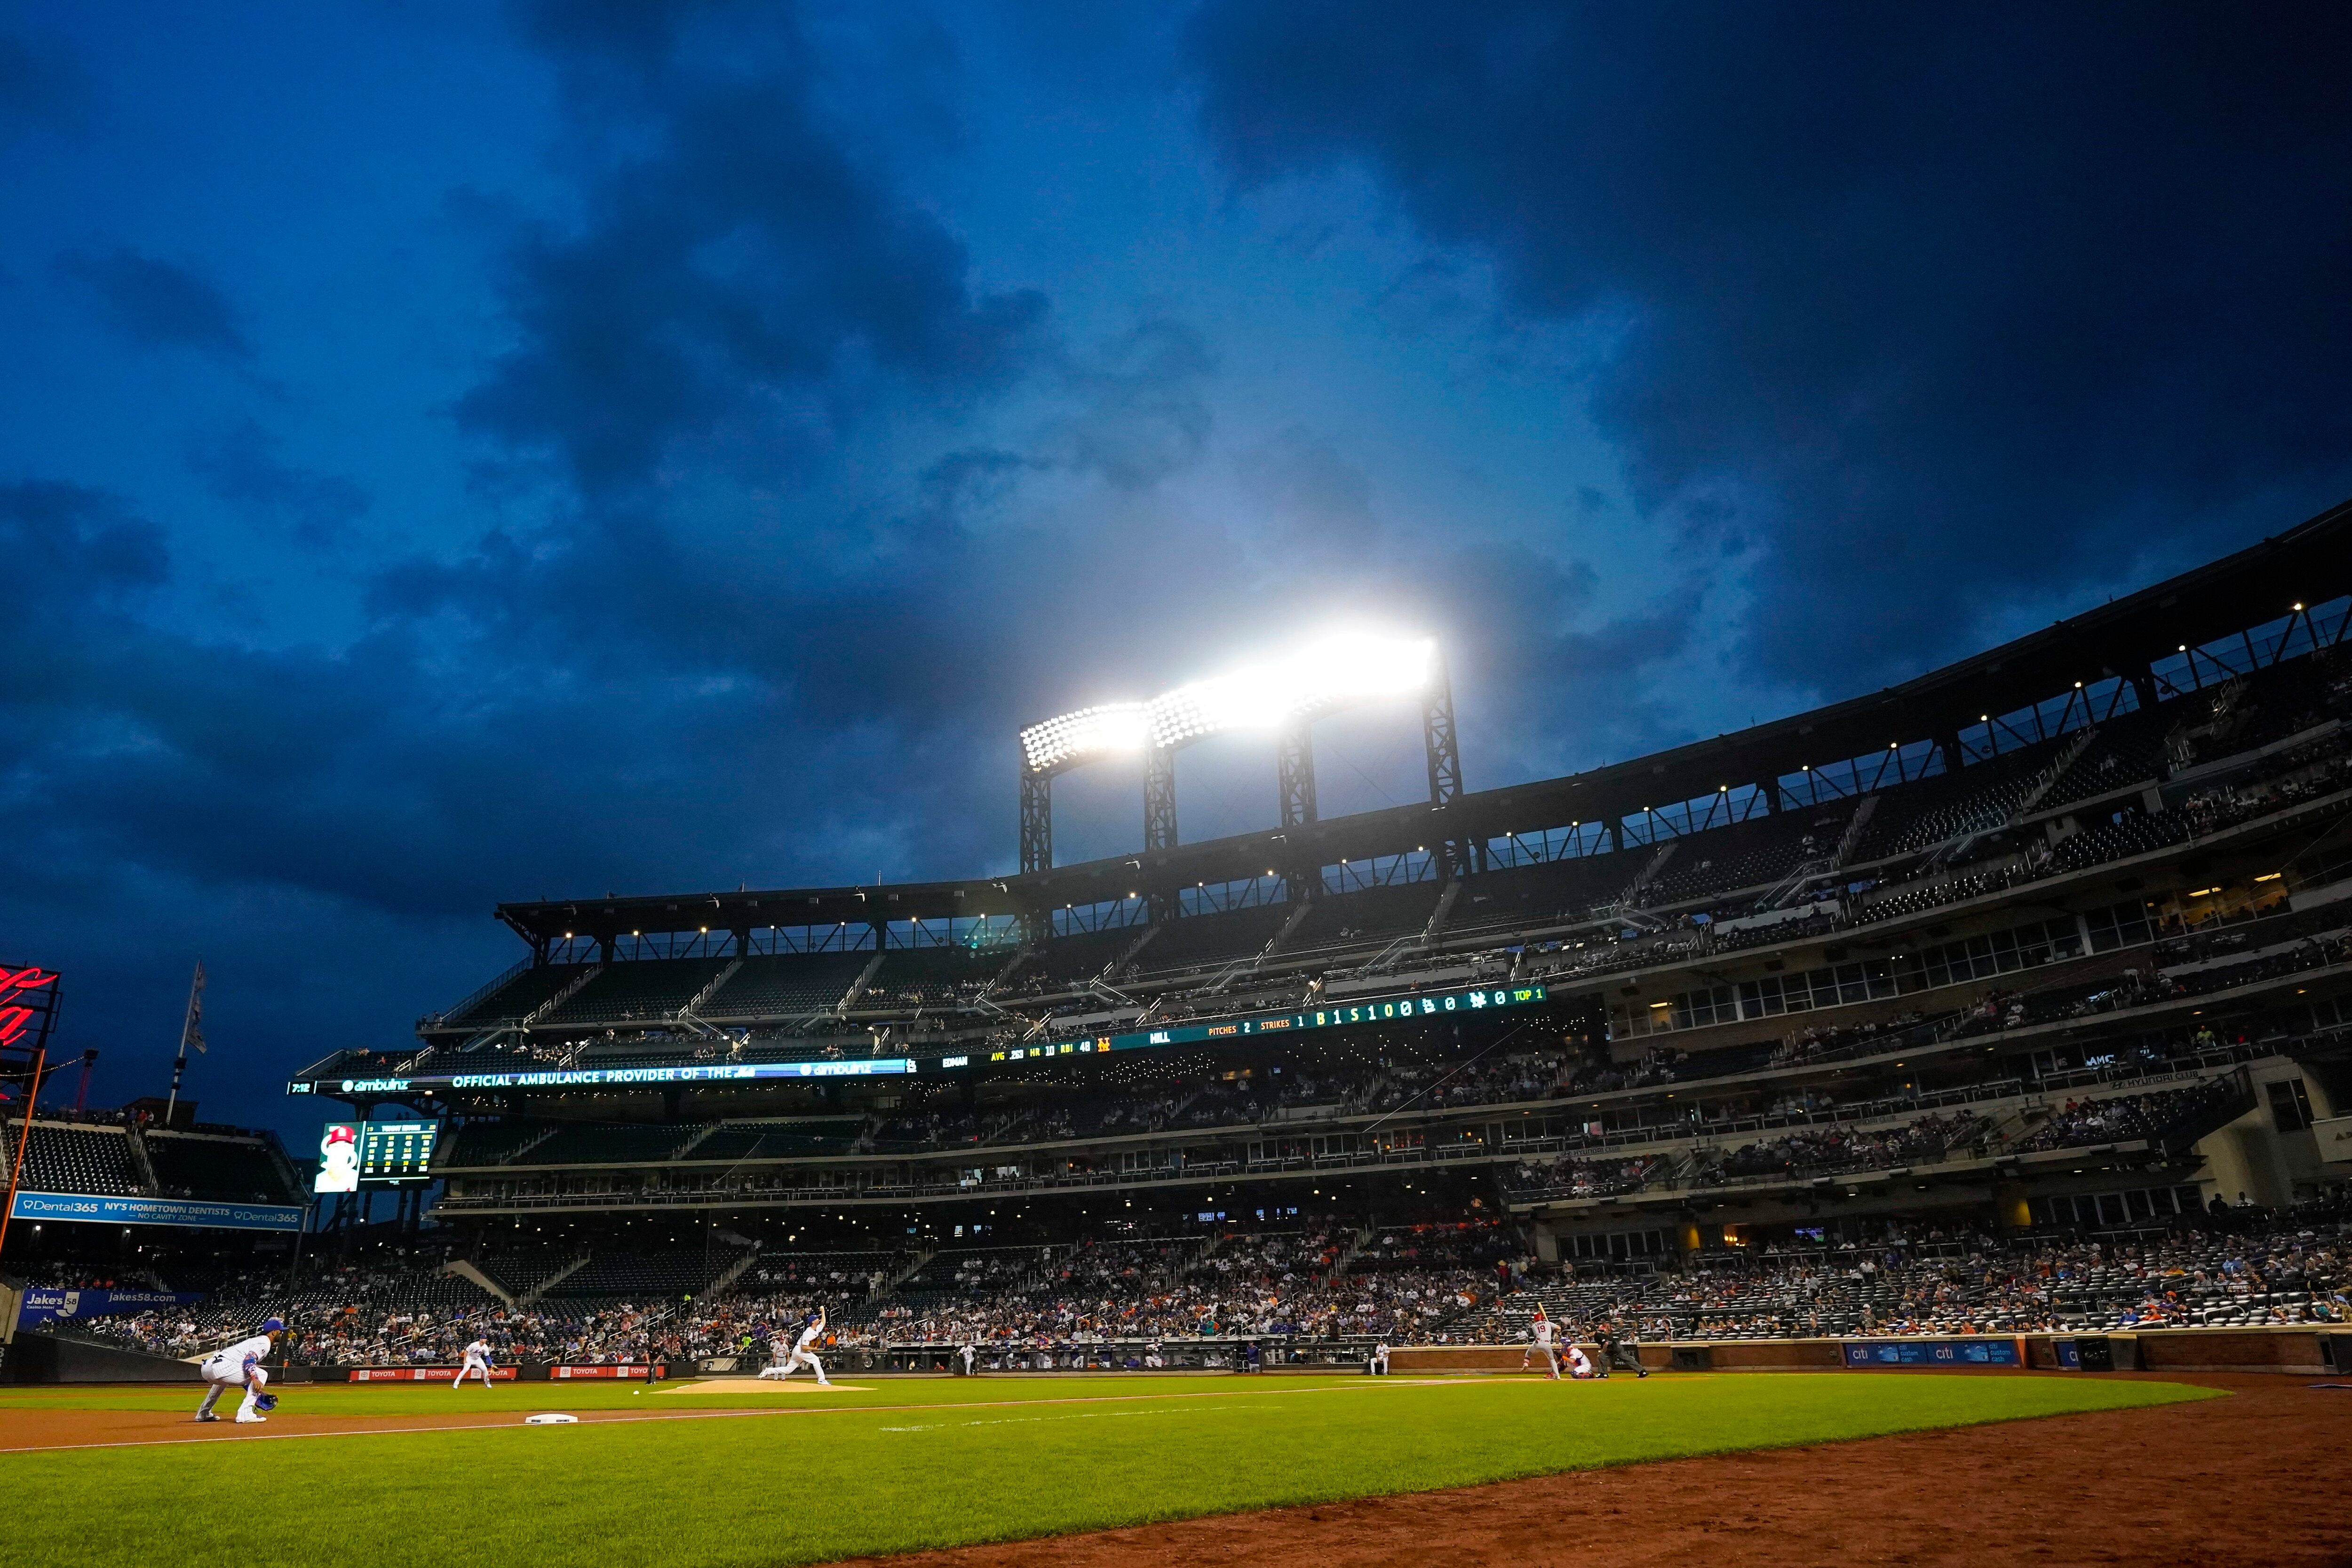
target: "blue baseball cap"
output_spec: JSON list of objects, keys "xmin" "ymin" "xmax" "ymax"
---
[{"xmin": 262, "ymin": 1317, "xmax": 285, "ymax": 1333}]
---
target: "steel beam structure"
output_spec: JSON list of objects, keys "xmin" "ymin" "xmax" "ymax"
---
[
  {"xmin": 1019, "ymin": 768, "xmax": 1054, "ymax": 874},
  {"xmin": 1421, "ymin": 649, "xmax": 1468, "ymax": 873},
  {"xmin": 1276, "ymin": 719, "xmax": 1318, "ymax": 829},
  {"xmin": 1144, "ymin": 745, "xmax": 1179, "ymax": 853},
  {"xmin": 1422, "ymin": 649, "xmax": 1463, "ymax": 809}
]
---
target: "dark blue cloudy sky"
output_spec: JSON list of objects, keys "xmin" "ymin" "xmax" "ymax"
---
[{"xmin": 5, "ymin": 1, "xmax": 2350, "ymax": 1134}]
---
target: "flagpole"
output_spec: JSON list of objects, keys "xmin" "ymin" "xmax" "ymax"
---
[{"xmin": 164, "ymin": 961, "xmax": 206, "ymax": 1128}]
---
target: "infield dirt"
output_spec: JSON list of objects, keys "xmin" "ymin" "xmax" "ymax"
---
[
  {"xmin": 837, "ymin": 1373, "xmax": 2351, "ymax": 1568},
  {"xmin": 0, "ymin": 1402, "xmax": 755, "ymax": 1452}
]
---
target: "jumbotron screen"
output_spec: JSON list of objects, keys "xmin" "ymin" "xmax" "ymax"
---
[
  {"xmin": 317, "ymin": 1120, "xmax": 440, "ymax": 1191},
  {"xmin": 359, "ymin": 1120, "xmax": 438, "ymax": 1184}
]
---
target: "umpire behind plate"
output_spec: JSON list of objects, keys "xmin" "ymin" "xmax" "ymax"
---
[{"xmin": 1595, "ymin": 1320, "xmax": 1649, "ymax": 1378}]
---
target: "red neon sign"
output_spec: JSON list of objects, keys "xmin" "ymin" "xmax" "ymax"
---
[{"xmin": 0, "ymin": 968, "xmax": 60, "ymax": 1048}]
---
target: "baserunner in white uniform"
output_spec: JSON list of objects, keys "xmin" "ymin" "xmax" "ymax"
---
[
  {"xmin": 761, "ymin": 1310, "xmax": 831, "ymax": 1385},
  {"xmin": 455, "ymin": 1336, "xmax": 495, "ymax": 1388},
  {"xmin": 195, "ymin": 1317, "xmax": 284, "ymax": 1423}
]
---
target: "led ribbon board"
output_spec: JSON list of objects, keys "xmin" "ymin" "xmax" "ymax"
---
[
  {"xmin": 293, "ymin": 990, "xmax": 1542, "ymax": 1098},
  {"xmin": 300, "ymin": 1057, "xmax": 920, "ymax": 1096},
  {"xmin": 1020, "ymin": 634, "xmax": 1435, "ymax": 772},
  {"xmin": 983, "ymin": 982, "xmax": 1549, "ymax": 1063}
]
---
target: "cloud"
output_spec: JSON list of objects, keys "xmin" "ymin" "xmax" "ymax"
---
[
  {"xmin": 0, "ymin": 5, "xmax": 1693, "ymax": 1120},
  {"xmin": 1185, "ymin": 2, "xmax": 2352, "ymax": 689},
  {"xmin": 0, "ymin": 478, "xmax": 996, "ymax": 927},
  {"xmin": 1039, "ymin": 317, "xmax": 1216, "ymax": 491},
  {"xmin": 0, "ymin": 479, "xmax": 167, "ymax": 608},
  {"xmin": 54, "ymin": 245, "xmax": 253, "ymax": 360},
  {"xmin": 459, "ymin": 0, "xmax": 1047, "ymax": 503},
  {"xmin": 3, "ymin": 2, "xmax": 1705, "ymax": 1135},
  {"xmin": 0, "ymin": 29, "xmax": 89, "ymax": 142},
  {"xmin": 186, "ymin": 422, "xmax": 372, "ymax": 548}
]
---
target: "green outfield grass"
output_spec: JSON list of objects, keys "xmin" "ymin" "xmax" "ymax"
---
[{"xmin": 0, "ymin": 1373, "xmax": 2215, "ymax": 1568}]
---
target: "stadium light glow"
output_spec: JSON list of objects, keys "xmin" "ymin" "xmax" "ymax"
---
[
  {"xmin": 1016, "ymin": 702, "xmax": 1151, "ymax": 771},
  {"xmin": 1018, "ymin": 632, "xmax": 1436, "ymax": 773}
]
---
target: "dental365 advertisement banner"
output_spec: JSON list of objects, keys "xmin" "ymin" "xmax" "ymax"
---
[{"xmin": 8, "ymin": 1191, "xmax": 306, "ymax": 1232}]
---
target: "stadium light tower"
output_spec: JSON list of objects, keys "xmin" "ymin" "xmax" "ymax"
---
[{"xmin": 1016, "ymin": 632, "xmax": 1460, "ymax": 872}]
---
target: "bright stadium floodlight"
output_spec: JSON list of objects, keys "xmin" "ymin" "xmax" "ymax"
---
[
  {"xmin": 1020, "ymin": 633, "xmax": 1438, "ymax": 768},
  {"xmin": 1149, "ymin": 633, "xmax": 1435, "ymax": 747},
  {"xmin": 1016, "ymin": 630, "xmax": 1457, "ymax": 875},
  {"xmin": 1018, "ymin": 702, "xmax": 1151, "ymax": 773}
]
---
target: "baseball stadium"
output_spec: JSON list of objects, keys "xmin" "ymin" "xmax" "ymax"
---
[{"xmin": 2, "ymin": 501, "xmax": 2349, "ymax": 1566}]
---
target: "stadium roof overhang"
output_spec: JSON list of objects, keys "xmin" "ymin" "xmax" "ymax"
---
[
  {"xmin": 493, "ymin": 495, "xmax": 2352, "ymax": 946},
  {"xmin": 495, "ymin": 877, "xmax": 1033, "ymax": 947}
]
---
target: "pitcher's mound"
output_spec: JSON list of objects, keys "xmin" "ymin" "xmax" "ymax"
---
[{"xmin": 666, "ymin": 1378, "xmax": 872, "ymax": 1394}]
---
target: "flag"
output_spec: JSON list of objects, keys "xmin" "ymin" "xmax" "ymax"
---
[{"xmin": 182, "ymin": 961, "xmax": 207, "ymax": 1055}]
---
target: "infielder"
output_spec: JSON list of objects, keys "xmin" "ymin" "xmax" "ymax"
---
[
  {"xmin": 195, "ymin": 1317, "xmax": 284, "ymax": 1424},
  {"xmin": 761, "ymin": 1310, "xmax": 831, "ymax": 1386},
  {"xmin": 455, "ymin": 1335, "xmax": 495, "ymax": 1388},
  {"xmin": 1520, "ymin": 1307, "xmax": 1561, "ymax": 1379}
]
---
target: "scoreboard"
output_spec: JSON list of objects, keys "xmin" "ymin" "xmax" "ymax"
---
[{"xmin": 358, "ymin": 1120, "xmax": 438, "ymax": 1184}]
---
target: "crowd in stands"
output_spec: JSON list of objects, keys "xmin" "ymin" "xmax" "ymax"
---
[
  {"xmin": 1504, "ymin": 1155, "xmax": 1661, "ymax": 1200},
  {"xmin": 43, "ymin": 1189, "xmax": 2352, "ymax": 1367},
  {"xmin": 1767, "ymin": 1015, "xmax": 1932, "ymax": 1069},
  {"xmin": 867, "ymin": 1227, "xmax": 1508, "ymax": 1349},
  {"xmin": 77, "ymin": 1243, "xmax": 794, "ymax": 1369},
  {"xmin": 1360, "ymin": 1055, "xmax": 1561, "ymax": 1112},
  {"xmin": 2013, "ymin": 1081, "xmax": 2240, "ymax": 1153},
  {"xmin": 1695, "ymin": 1113, "xmax": 1986, "ymax": 1184},
  {"xmin": 1557, "ymin": 1047, "xmax": 1685, "ymax": 1095},
  {"xmin": 439, "ymin": 1013, "xmax": 2292, "ymax": 1217},
  {"xmin": 1460, "ymin": 1208, "xmax": 2352, "ymax": 1342},
  {"xmin": 1496, "ymin": 1061, "xmax": 2260, "ymax": 1199}
]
